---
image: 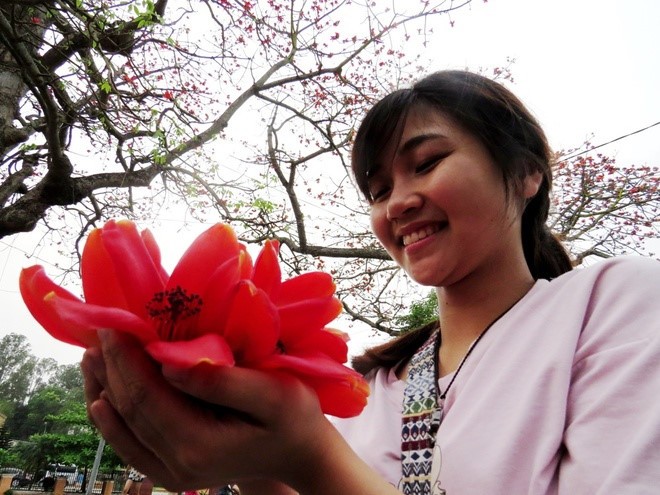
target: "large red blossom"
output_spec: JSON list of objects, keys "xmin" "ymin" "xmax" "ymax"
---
[{"xmin": 20, "ymin": 220, "xmax": 369, "ymax": 417}]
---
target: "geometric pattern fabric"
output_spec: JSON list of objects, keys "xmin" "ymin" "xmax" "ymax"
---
[{"xmin": 400, "ymin": 329, "xmax": 441, "ymax": 495}]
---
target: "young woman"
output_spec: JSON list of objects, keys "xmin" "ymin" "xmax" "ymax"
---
[{"xmin": 81, "ymin": 71, "xmax": 660, "ymax": 494}]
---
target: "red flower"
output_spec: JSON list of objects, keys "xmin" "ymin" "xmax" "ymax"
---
[
  {"xmin": 20, "ymin": 220, "xmax": 368, "ymax": 417},
  {"xmin": 250, "ymin": 240, "xmax": 369, "ymax": 417}
]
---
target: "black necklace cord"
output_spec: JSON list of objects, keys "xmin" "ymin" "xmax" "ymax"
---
[
  {"xmin": 434, "ymin": 286, "xmax": 535, "ymax": 401},
  {"xmin": 437, "ymin": 320, "xmax": 495, "ymax": 400}
]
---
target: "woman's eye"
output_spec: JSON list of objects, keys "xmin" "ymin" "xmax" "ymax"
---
[
  {"xmin": 415, "ymin": 154, "xmax": 445, "ymax": 173},
  {"xmin": 369, "ymin": 185, "xmax": 390, "ymax": 203}
]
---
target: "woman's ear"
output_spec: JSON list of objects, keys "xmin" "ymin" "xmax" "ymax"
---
[{"xmin": 522, "ymin": 171, "xmax": 543, "ymax": 199}]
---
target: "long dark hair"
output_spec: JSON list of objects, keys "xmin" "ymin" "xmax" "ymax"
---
[{"xmin": 351, "ymin": 70, "xmax": 573, "ymax": 375}]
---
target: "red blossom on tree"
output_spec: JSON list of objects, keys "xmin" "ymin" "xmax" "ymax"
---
[{"xmin": 551, "ymin": 146, "xmax": 660, "ymax": 263}]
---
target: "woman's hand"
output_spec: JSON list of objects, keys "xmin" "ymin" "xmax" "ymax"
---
[
  {"xmin": 82, "ymin": 329, "xmax": 400, "ymax": 495},
  {"xmin": 82, "ymin": 328, "xmax": 323, "ymax": 489}
]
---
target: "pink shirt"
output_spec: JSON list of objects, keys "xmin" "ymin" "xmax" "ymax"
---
[{"xmin": 333, "ymin": 256, "xmax": 660, "ymax": 494}]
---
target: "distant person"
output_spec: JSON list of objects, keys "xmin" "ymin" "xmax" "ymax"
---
[
  {"xmin": 122, "ymin": 467, "xmax": 145, "ymax": 495},
  {"xmin": 41, "ymin": 474, "xmax": 55, "ymax": 493}
]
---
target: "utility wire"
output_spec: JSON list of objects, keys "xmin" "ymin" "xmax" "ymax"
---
[{"xmin": 560, "ymin": 120, "xmax": 660, "ymax": 161}]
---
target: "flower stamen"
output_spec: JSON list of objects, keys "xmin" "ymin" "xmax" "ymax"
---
[{"xmin": 146, "ymin": 286, "xmax": 203, "ymax": 340}]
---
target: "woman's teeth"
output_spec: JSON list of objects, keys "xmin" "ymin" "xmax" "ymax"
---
[{"xmin": 402, "ymin": 225, "xmax": 440, "ymax": 246}]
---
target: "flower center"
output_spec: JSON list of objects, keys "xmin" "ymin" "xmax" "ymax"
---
[{"xmin": 146, "ymin": 286, "xmax": 203, "ymax": 340}]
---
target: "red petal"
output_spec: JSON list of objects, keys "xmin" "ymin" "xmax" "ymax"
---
[
  {"xmin": 278, "ymin": 296, "xmax": 342, "ymax": 340},
  {"xmin": 251, "ymin": 239, "xmax": 281, "ymax": 296},
  {"xmin": 224, "ymin": 281, "xmax": 279, "ymax": 365},
  {"xmin": 47, "ymin": 295, "xmax": 157, "ymax": 345},
  {"xmin": 274, "ymin": 272, "xmax": 336, "ymax": 306},
  {"xmin": 20, "ymin": 266, "xmax": 89, "ymax": 347},
  {"xmin": 286, "ymin": 328, "xmax": 349, "ymax": 363},
  {"xmin": 168, "ymin": 224, "xmax": 242, "ymax": 296},
  {"xmin": 257, "ymin": 353, "xmax": 369, "ymax": 417},
  {"xmin": 141, "ymin": 228, "xmax": 169, "ymax": 283},
  {"xmin": 196, "ymin": 251, "xmax": 252, "ymax": 336},
  {"xmin": 258, "ymin": 351, "xmax": 354, "ymax": 380},
  {"xmin": 99, "ymin": 220, "xmax": 166, "ymax": 319},
  {"xmin": 146, "ymin": 334, "xmax": 235, "ymax": 368},
  {"xmin": 303, "ymin": 374, "xmax": 370, "ymax": 418},
  {"xmin": 81, "ymin": 228, "xmax": 130, "ymax": 309}
]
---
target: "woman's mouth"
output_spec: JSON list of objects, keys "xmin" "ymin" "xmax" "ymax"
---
[{"xmin": 402, "ymin": 224, "xmax": 444, "ymax": 246}]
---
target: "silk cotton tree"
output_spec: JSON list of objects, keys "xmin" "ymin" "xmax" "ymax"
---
[
  {"xmin": 0, "ymin": 0, "xmax": 477, "ymax": 335},
  {"xmin": 1, "ymin": 0, "xmax": 658, "ymax": 337}
]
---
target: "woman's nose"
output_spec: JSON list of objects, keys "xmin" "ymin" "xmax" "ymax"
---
[{"xmin": 386, "ymin": 182, "xmax": 423, "ymax": 221}]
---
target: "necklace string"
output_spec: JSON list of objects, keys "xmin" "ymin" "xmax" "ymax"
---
[
  {"xmin": 425, "ymin": 290, "xmax": 535, "ymax": 494},
  {"xmin": 434, "ymin": 320, "xmax": 495, "ymax": 401},
  {"xmin": 432, "ymin": 289, "xmax": 534, "ymax": 402}
]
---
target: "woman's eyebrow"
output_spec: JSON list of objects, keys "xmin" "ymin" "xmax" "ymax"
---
[{"xmin": 398, "ymin": 133, "xmax": 448, "ymax": 155}]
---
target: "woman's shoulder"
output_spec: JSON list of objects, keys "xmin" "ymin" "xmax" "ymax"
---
[
  {"xmin": 523, "ymin": 256, "xmax": 659, "ymax": 337},
  {"xmin": 549, "ymin": 255, "xmax": 659, "ymax": 291},
  {"xmin": 539, "ymin": 256, "xmax": 660, "ymax": 344}
]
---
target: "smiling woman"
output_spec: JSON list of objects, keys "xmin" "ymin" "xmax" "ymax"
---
[
  {"xmin": 74, "ymin": 71, "xmax": 660, "ymax": 495},
  {"xmin": 332, "ymin": 70, "xmax": 660, "ymax": 494}
]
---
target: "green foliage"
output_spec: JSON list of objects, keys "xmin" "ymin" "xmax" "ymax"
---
[
  {"xmin": 0, "ymin": 444, "xmax": 20, "ymax": 467},
  {"xmin": 3, "ymin": 354, "xmax": 86, "ymax": 442},
  {"xmin": 99, "ymin": 80, "xmax": 112, "ymax": 93},
  {"xmin": 395, "ymin": 291, "xmax": 438, "ymax": 333},
  {"xmin": 0, "ymin": 334, "xmax": 38, "ymax": 406},
  {"xmin": 0, "ymin": 402, "xmax": 10, "ymax": 420},
  {"xmin": 130, "ymin": 0, "xmax": 160, "ymax": 28},
  {"xmin": 45, "ymin": 402, "xmax": 90, "ymax": 431},
  {"xmin": 5, "ymin": 440, "xmax": 40, "ymax": 473},
  {"xmin": 0, "ymin": 423, "xmax": 19, "ymax": 467},
  {"xmin": 50, "ymin": 365, "xmax": 84, "ymax": 399},
  {"xmin": 253, "ymin": 198, "xmax": 276, "ymax": 213},
  {"xmin": 6, "ymin": 404, "xmax": 120, "ymax": 473},
  {"xmin": 29, "ymin": 432, "xmax": 98, "ymax": 468},
  {"xmin": 22, "ymin": 387, "xmax": 67, "ymax": 438},
  {"xmin": 1, "ymin": 355, "xmax": 122, "ymax": 472},
  {"xmin": 0, "ymin": 426, "xmax": 10, "ymax": 449}
]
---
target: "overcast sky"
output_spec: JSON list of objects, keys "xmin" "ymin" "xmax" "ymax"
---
[{"xmin": 1, "ymin": 0, "xmax": 659, "ymax": 364}]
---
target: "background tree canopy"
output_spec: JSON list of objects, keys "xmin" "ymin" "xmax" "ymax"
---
[
  {"xmin": 1, "ymin": 0, "xmax": 658, "ymax": 336},
  {"xmin": 0, "ymin": 333, "xmax": 120, "ymax": 474}
]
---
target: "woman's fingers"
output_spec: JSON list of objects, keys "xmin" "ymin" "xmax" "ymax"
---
[
  {"xmin": 83, "ymin": 343, "xmax": 192, "ymax": 490},
  {"xmin": 96, "ymin": 330, "xmax": 201, "ymax": 456},
  {"xmin": 85, "ymin": 329, "xmax": 329, "ymax": 489},
  {"xmin": 81, "ymin": 346, "xmax": 105, "ymax": 424},
  {"xmin": 163, "ymin": 363, "xmax": 320, "ymax": 427},
  {"xmin": 88, "ymin": 397, "xmax": 178, "ymax": 489},
  {"xmin": 92, "ymin": 330, "xmax": 264, "ymax": 485},
  {"xmin": 160, "ymin": 362, "xmax": 329, "ymax": 486}
]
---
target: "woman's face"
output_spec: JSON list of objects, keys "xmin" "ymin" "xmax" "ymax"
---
[{"xmin": 367, "ymin": 108, "xmax": 539, "ymax": 288}]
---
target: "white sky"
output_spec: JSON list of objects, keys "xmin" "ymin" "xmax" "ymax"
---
[{"xmin": 1, "ymin": 0, "xmax": 659, "ymax": 365}]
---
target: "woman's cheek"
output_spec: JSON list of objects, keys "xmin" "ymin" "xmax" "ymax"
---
[{"xmin": 370, "ymin": 207, "xmax": 391, "ymax": 248}]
